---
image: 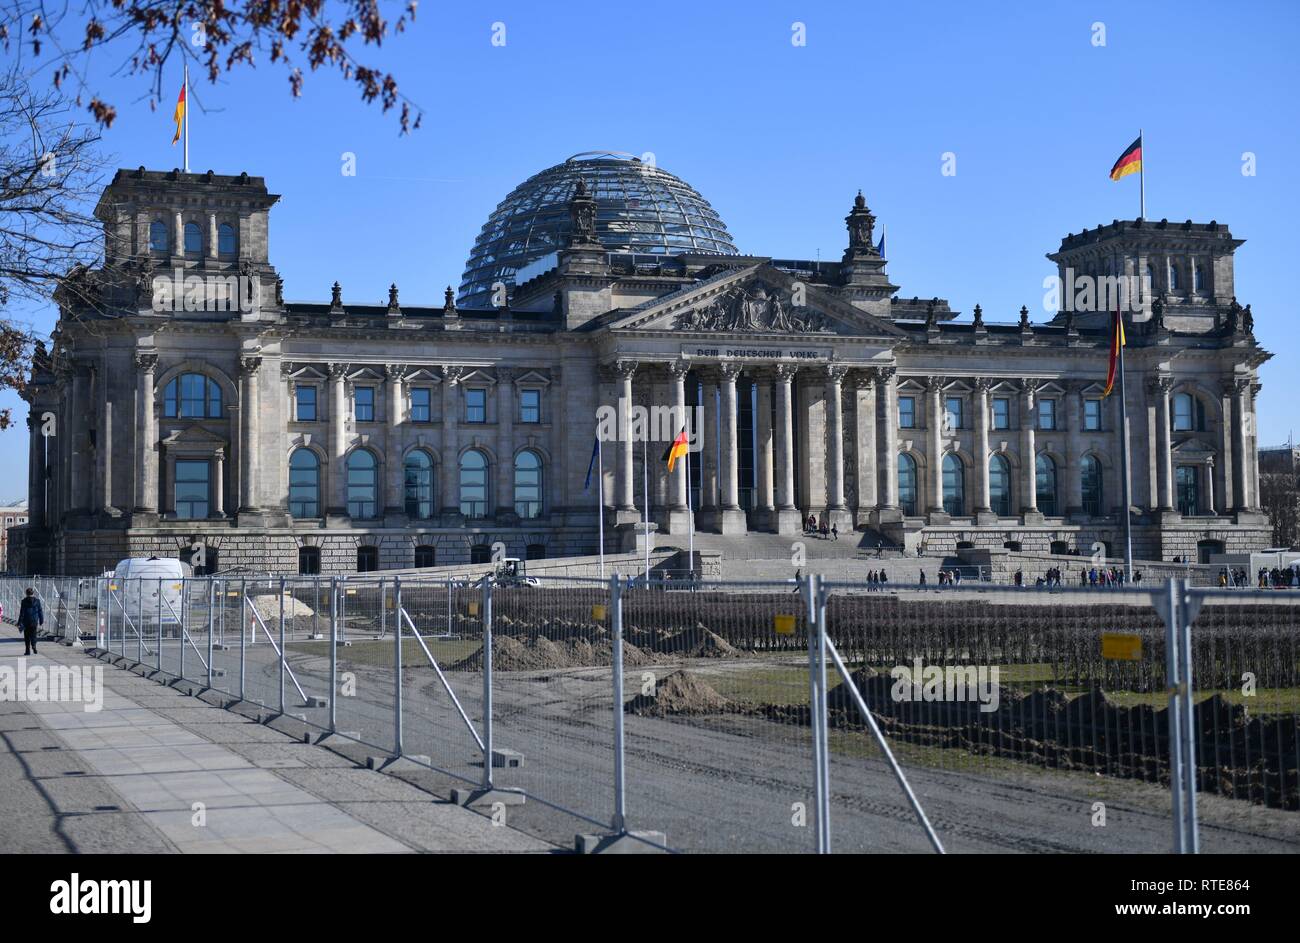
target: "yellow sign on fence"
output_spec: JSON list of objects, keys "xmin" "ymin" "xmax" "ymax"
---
[
  {"xmin": 591, "ymin": 604, "xmax": 608, "ymax": 621},
  {"xmin": 1101, "ymin": 632, "xmax": 1143, "ymax": 661},
  {"xmin": 774, "ymin": 614, "xmax": 797, "ymax": 636},
  {"xmin": 468, "ymin": 601, "xmax": 480, "ymax": 617}
]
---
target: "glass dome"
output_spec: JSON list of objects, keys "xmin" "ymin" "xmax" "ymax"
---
[{"xmin": 457, "ymin": 151, "xmax": 739, "ymax": 308}]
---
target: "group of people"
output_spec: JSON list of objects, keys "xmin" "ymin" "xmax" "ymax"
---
[
  {"xmin": 803, "ymin": 514, "xmax": 839, "ymax": 541},
  {"xmin": 917, "ymin": 569, "xmax": 964, "ymax": 587},
  {"xmin": 1255, "ymin": 565, "xmax": 1300, "ymax": 589}
]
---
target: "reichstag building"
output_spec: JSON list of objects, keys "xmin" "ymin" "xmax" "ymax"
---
[{"xmin": 13, "ymin": 151, "xmax": 1272, "ymax": 575}]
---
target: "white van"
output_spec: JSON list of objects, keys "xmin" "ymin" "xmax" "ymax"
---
[{"xmin": 111, "ymin": 557, "xmax": 191, "ymax": 625}]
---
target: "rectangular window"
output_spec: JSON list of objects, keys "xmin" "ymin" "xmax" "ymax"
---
[
  {"xmin": 354, "ymin": 386, "xmax": 375, "ymax": 422},
  {"xmin": 1084, "ymin": 398, "xmax": 1101, "ymax": 431},
  {"xmin": 465, "ymin": 388, "xmax": 487, "ymax": 423},
  {"xmin": 992, "ymin": 398, "xmax": 1010, "ymax": 430},
  {"xmin": 410, "ymin": 387, "xmax": 432, "ymax": 423},
  {"xmin": 296, "ymin": 386, "xmax": 317, "ymax": 422},
  {"xmin": 520, "ymin": 389, "xmax": 541, "ymax": 423},
  {"xmin": 1038, "ymin": 399, "xmax": 1056, "ymax": 430},
  {"xmin": 944, "ymin": 396, "xmax": 963, "ymax": 431},
  {"xmin": 898, "ymin": 396, "xmax": 916, "ymax": 429},
  {"xmin": 174, "ymin": 460, "xmax": 210, "ymax": 520}
]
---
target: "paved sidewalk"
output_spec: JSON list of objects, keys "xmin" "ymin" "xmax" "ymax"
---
[{"xmin": 0, "ymin": 635, "xmax": 555, "ymax": 853}]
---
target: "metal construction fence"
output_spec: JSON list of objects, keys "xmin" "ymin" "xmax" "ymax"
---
[{"xmin": 2, "ymin": 571, "xmax": 1297, "ymax": 854}]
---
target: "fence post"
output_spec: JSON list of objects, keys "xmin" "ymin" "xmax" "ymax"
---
[
  {"xmin": 815, "ymin": 576, "xmax": 832, "ymax": 853},
  {"xmin": 394, "ymin": 576, "xmax": 403, "ymax": 757},
  {"xmin": 136, "ymin": 578, "xmax": 144, "ymax": 664},
  {"xmin": 610, "ymin": 572, "xmax": 627, "ymax": 834},
  {"xmin": 803, "ymin": 571, "xmax": 828, "ymax": 853},
  {"xmin": 480, "ymin": 574, "xmax": 494, "ymax": 790},
  {"xmin": 1176, "ymin": 580, "xmax": 1200, "ymax": 853},
  {"xmin": 1162, "ymin": 578, "xmax": 1186, "ymax": 853},
  {"xmin": 178, "ymin": 578, "xmax": 187, "ymax": 680},
  {"xmin": 156, "ymin": 577, "xmax": 163, "ymax": 672},
  {"xmin": 207, "ymin": 579, "xmax": 215, "ymax": 689},
  {"xmin": 329, "ymin": 577, "xmax": 338, "ymax": 734},
  {"xmin": 239, "ymin": 578, "xmax": 247, "ymax": 701},
  {"xmin": 278, "ymin": 576, "xmax": 287, "ymax": 716}
]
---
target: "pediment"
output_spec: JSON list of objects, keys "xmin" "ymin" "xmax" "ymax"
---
[
  {"xmin": 161, "ymin": 424, "xmax": 227, "ymax": 448},
  {"xmin": 1172, "ymin": 438, "xmax": 1216, "ymax": 456},
  {"xmin": 607, "ymin": 265, "xmax": 907, "ymax": 339}
]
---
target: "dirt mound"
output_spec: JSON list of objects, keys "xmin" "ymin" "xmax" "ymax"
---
[
  {"xmin": 654, "ymin": 623, "xmax": 740, "ymax": 659},
  {"xmin": 250, "ymin": 594, "xmax": 315, "ymax": 622},
  {"xmin": 453, "ymin": 634, "xmax": 661, "ymax": 671},
  {"xmin": 625, "ymin": 671, "xmax": 731, "ymax": 716}
]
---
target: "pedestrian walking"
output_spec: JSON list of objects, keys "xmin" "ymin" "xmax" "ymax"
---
[{"xmin": 18, "ymin": 587, "xmax": 43, "ymax": 656}]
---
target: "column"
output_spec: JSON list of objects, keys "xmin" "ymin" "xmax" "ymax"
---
[
  {"xmin": 972, "ymin": 379, "xmax": 991, "ymax": 517},
  {"xmin": 825, "ymin": 366, "xmax": 850, "ymax": 528},
  {"xmin": 386, "ymin": 364, "xmax": 405, "ymax": 516},
  {"xmin": 70, "ymin": 367, "xmax": 91, "ymax": 512},
  {"xmin": 615, "ymin": 360, "xmax": 637, "ymax": 512},
  {"xmin": 1154, "ymin": 376, "xmax": 1174, "ymax": 511},
  {"xmin": 1218, "ymin": 381, "xmax": 1235, "ymax": 512},
  {"xmin": 1065, "ymin": 384, "xmax": 1083, "ymax": 518},
  {"xmin": 1232, "ymin": 379, "xmax": 1250, "ymax": 510},
  {"xmin": 876, "ymin": 367, "xmax": 900, "ymax": 516},
  {"xmin": 719, "ymin": 364, "xmax": 740, "ymax": 509},
  {"xmin": 27, "ymin": 410, "xmax": 45, "ymax": 528},
  {"xmin": 328, "ymin": 362, "xmax": 348, "ymax": 516},
  {"xmin": 926, "ymin": 376, "xmax": 945, "ymax": 517},
  {"xmin": 1250, "ymin": 383, "xmax": 1261, "ymax": 508},
  {"xmin": 173, "ymin": 210, "xmax": 183, "ymax": 260},
  {"xmin": 239, "ymin": 355, "xmax": 262, "ymax": 513},
  {"xmin": 208, "ymin": 212, "xmax": 219, "ymax": 260},
  {"xmin": 1020, "ymin": 380, "xmax": 1038, "ymax": 516},
  {"xmin": 495, "ymin": 367, "xmax": 515, "ymax": 517},
  {"xmin": 755, "ymin": 371, "xmax": 774, "ymax": 520},
  {"xmin": 441, "ymin": 366, "xmax": 462, "ymax": 514},
  {"xmin": 213, "ymin": 448, "xmax": 226, "ymax": 517},
  {"xmin": 1205, "ymin": 456, "xmax": 1216, "ymax": 515},
  {"xmin": 134, "ymin": 352, "xmax": 158, "ymax": 514},
  {"xmin": 699, "ymin": 371, "xmax": 718, "ymax": 510},
  {"xmin": 668, "ymin": 361, "xmax": 691, "ymax": 526},
  {"xmin": 774, "ymin": 364, "xmax": 800, "ymax": 533},
  {"xmin": 97, "ymin": 362, "xmax": 117, "ymax": 515},
  {"xmin": 853, "ymin": 372, "xmax": 877, "ymax": 523}
]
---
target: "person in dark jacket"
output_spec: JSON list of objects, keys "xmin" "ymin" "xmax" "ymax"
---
[{"xmin": 18, "ymin": 588, "xmax": 43, "ymax": 656}]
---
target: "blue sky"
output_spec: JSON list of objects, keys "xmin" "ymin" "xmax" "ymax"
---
[{"xmin": 3, "ymin": 0, "xmax": 1297, "ymax": 500}]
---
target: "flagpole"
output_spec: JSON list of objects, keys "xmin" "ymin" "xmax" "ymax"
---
[
  {"xmin": 1138, "ymin": 128, "xmax": 1144, "ymax": 220},
  {"xmin": 1118, "ymin": 313, "xmax": 1134, "ymax": 581},
  {"xmin": 686, "ymin": 439, "xmax": 694, "ymax": 586},
  {"xmin": 183, "ymin": 63, "xmax": 190, "ymax": 173},
  {"xmin": 597, "ymin": 438, "xmax": 605, "ymax": 580}
]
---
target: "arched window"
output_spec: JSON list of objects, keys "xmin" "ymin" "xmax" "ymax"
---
[
  {"xmin": 149, "ymin": 220, "xmax": 169, "ymax": 253},
  {"xmin": 898, "ymin": 453, "xmax": 918, "ymax": 517},
  {"xmin": 514, "ymin": 450, "xmax": 543, "ymax": 519},
  {"xmin": 289, "ymin": 449, "xmax": 320, "ymax": 518},
  {"xmin": 357, "ymin": 546, "xmax": 379, "ymax": 572},
  {"xmin": 404, "ymin": 450, "xmax": 435, "ymax": 520},
  {"xmin": 1081, "ymin": 455, "xmax": 1103, "ymax": 517},
  {"xmin": 414, "ymin": 545, "xmax": 436, "ymax": 568},
  {"xmin": 942, "ymin": 453, "xmax": 964, "ymax": 517},
  {"xmin": 346, "ymin": 449, "xmax": 378, "ymax": 519},
  {"xmin": 164, "ymin": 373, "xmax": 223, "ymax": 418},
  {"xmin": 459, "ymin": 449, "xmax": 489, "ymax": 518},
  {"xmin": 1168, "ymin": 261, "xmax": 1181, "ymax": 291},
  {"xmin": 1036, "ymin": 454, "xmax": 1058, "ymax": 516},
  {"xmin": 184, "ymin": 222, "xmax": 203, "ymax": 254},
  {"xmin": 989, "ymin": 454, "xmax": 1011, "ymax": 517},
  {"xmin": 218, "ymin": 223, "xmax": 237, "ymax": 258},
  {"xmin": 1172, "ymin": 392, "xmax": 1203, "ymax": 432},
  {"xmin": 1193, "ymin": 262, "xmax": 1205, "ymax": 292},
  {"xmin": 470, "ymin": 544, "xmax": 492, "ymax": 565}
]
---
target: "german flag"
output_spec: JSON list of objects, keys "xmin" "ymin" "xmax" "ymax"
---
[
  {"xmin": 662, "ymin": 426, "xmax": 689, "ymax": 472},
  {"xmin": 1109, "ymin": 135, "xmax": 1142, "ymax": 182},
  {"xmin": 171, "ymin": 79, "xmax": 186, "ymax": 145},
  {"xmin": 1102, "ymin": 307, "xmax": 1126, "ymax": 398}
]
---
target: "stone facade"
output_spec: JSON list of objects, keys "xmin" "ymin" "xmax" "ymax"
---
[{"xmin": 11, "ymin": 168, "xmax": 1274, "ymax": 575}]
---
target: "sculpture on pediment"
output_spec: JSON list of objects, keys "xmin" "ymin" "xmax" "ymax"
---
[
  {"xmin": 673, "ymin": 281, "xmax": 832, "ymax": 334},
  {"xmin": 1225, "ymin": 297, "xmax": 1241, "ymax": 334},
  {"xmin": 135, "ymin": 255, "xmax": 155, "ymax": 307}
]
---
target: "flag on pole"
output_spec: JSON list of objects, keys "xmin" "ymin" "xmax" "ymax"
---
[
  {"xmin": 171, "ymin": 79, "xmax": 187, "ymax": 146},
  {"xmin": 583, "ymin": 437, "xmax": 600, "ymax": 490},
  {"xmin": 662, "ymin": 426, "xmax": 689, "ymax": 473},
  {"xmin": 875, "ymin": 224, "xmax": 886, "ymax": 258},
  {"xmin": 1108, "ymin": 135, "xmax": 1142, "ymax": 182},
  {"xmin": 1102, "ymin": 306, "xmax": 1126, "ymax": 397}
]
